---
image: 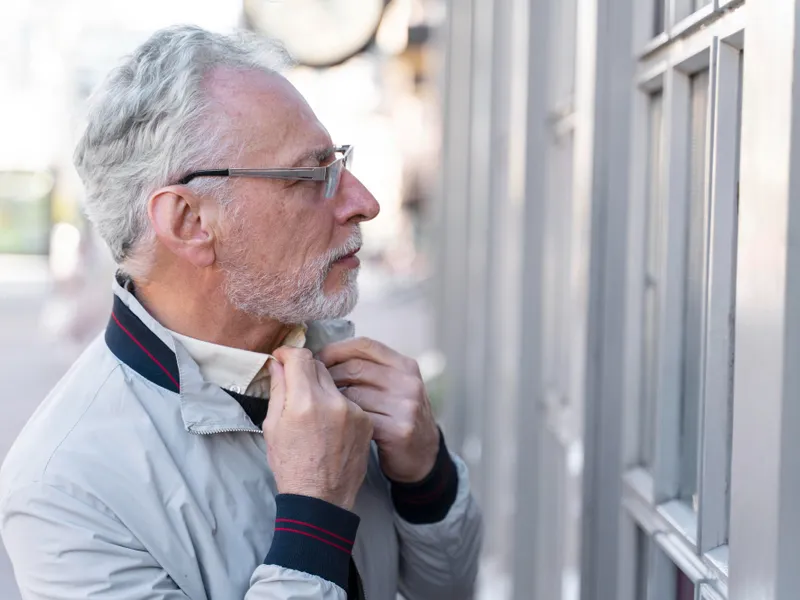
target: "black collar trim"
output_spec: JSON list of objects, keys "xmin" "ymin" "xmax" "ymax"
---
[
  {"xmin": 106, "ymin": 294, "xmax": 181, "ymax": 393},
  {"xmin": 105, "ymin": 294, "xmax": 268, "ymax": 426}
]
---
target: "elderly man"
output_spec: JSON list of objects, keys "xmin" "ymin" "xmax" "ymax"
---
[{"xmin": 0, "ymin": 26, "xmax": 482, "ymax": 600}]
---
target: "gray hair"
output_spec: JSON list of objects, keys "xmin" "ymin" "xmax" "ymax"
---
[{"xmin": 73, "ymin": 25, "xmax": 290, "ymax": 277}]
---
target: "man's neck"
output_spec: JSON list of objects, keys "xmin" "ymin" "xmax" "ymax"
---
[{"xmin": 134, "ymin": 278, "xmax": 295, "ymax": 355}]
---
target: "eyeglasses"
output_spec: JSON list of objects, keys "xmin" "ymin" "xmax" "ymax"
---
[{"xmin": 176, "ymin": 145, "xmax": 354, "ymax": 199}]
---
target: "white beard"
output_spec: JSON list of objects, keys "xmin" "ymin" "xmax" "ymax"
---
[{"xmin": 220, "ymin": 227, "xmax": 362, "ymax": 325}]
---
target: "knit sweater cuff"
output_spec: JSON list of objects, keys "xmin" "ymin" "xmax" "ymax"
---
[
  {"xmin": 389, "ymin": 429, "xmax": 459, "ymax": 524},
  {"xmin": 265, "ymin": 494, "xmax": 360, "ymax": 589}
]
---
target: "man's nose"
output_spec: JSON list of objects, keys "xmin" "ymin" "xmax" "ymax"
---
[{"xmin": 333, "ymin": 170, "xmax": 381, "ymax": 224}]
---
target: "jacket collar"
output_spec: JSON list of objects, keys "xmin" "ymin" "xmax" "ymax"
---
[
  {"xmin": 106, "ymin": 275, "xmax": 262, "ymax": 434},
  {"xmin": 105, "ymin": 274, "xmax": 356, "ymax": 434}
]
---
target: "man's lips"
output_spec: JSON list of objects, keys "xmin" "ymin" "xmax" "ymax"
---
[
  {"xmin": 336, "ymin": 247, "xmax": 361, "ymax": 262},
  {"xmin": 334, "ymin": 247, "xmax": 361, "ymax": 268}
]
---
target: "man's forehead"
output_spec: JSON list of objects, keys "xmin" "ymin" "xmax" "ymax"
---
[
  {"xmin": 206, "ymin": 65, "xmax": 295, "ymax": 105},
  {"xmin": 205, "ymin": 66, "xmax": 331, "ymax": 162}
]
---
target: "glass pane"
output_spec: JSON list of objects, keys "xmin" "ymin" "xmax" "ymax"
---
[
  {"xmin": 677, "ymin": 0, "xmax": 711, "ymax": 23},
  {"xmin": 636, "ymin": 527, "xmax": 650, "ymax": 599},
  {"xmin": 654, "ymin": 0, "xmax": 665, "ymax": 36},
  {"xmin": 676, "ymin": 568, "xmax": 695, "ymax": 600},
  {"xmin": 548, "ymin": 0, "xmax": 577, "ymax": 105},
  {"xmin": 640, "ymin": 91, "xmax": 664, "ymax": 469},
  {"xmin": 680, "ymin": 70, "xmax": 710, "ymax": 509}
]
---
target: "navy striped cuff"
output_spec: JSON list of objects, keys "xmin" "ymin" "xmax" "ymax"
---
[
  {"xmin": 389, "ymin": 429, "xmax": 459, "ymax": 524},
  {"xmin": 265, "ymin": 494, "xmax": 360, "ymax": 590}
]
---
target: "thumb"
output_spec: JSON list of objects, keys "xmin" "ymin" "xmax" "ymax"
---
[{"xmin": 265, "ymin": 358, "xmax": 286, "ymax": 428}]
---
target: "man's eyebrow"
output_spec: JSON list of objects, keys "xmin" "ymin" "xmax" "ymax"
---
[{"xmin": 290, "ymin": 146, "xmax": 335, "ymax": 167}]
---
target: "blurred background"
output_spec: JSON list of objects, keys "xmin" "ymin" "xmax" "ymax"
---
[
  {"xmin": 0, "ymin": 0, "xmax": 446, "ymax": 598},
  {"xmin": 0, "ymin": 0, "xmax": 441, "ymax": 595},
  {"xmin": 2, "ymin": 1, "xmax": 799, "ymax": 600}
]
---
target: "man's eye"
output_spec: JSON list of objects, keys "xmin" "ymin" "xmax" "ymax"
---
[
  {"xmin": 289, "ymin": 179, "xmax": 317, "ymax": 188},
  {"xmin": 319, "ymin": 153, "xmax": 336, "ymax": 166}
]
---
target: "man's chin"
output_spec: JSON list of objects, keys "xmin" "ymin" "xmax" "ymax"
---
[
  {"xmin": 317, "ymin": 275, "xmax": 359, "ymax": 320},
  {"xmin": 327, "ymin": 286, "xmax": 359, "ymax": 320},
  {"xmin": 323, "ymin": 266, "xmax": 358, "ymax": 293}
]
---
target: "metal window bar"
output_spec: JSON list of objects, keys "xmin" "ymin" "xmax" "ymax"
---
[
  {"xmin": 679, "ymin": 68, "xmax": 711, "ymax": 511},
  {"xmin": 697, "ymin": 39, "xmax": 742, "ymax": 555},
  {"xmin": 641, "ymin": 90, "xmax": 665, "ymax": 469}
]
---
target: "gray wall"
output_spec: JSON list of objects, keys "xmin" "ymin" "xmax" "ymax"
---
[{"xmin": 432, "ymin": 1, "xmax": 800, "ymax": 599}]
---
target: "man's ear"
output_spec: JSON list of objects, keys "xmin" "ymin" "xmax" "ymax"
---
[{"xmin": 148, "ymin": 186, "xmax": 218, "ymax": 268}]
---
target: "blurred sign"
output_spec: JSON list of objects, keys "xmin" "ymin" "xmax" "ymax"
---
[{"xmin": 0, "ymin": 171, "xmax": 53, "ymax": 255}]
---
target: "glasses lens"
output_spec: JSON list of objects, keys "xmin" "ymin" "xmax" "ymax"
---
[
  {"xmin": 344, "ymin": 146, "xmax": 354, "ymax": 171},
  {"xmin": 323, "ymin": 147, "xmax": 353, "ymax": 198},
  {"xmin": 325, "ymin": 160, "xmax": 343, "ymax": 198}
]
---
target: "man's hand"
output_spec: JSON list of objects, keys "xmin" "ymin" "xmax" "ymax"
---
[
  {"xmin": 264, "ymin": 347, "xmax": 373, "ymax": 510},
  {"xmin": 318, "ymin": 338, "xmax": 440, "ymax": 484}
]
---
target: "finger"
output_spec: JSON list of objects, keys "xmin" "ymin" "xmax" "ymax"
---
[
  {"xmin": 327, "ymin": 359, "xmax": 401, "ymax": 391},
  {"xmin": 340, "ymin": 385, "xmax": 395, "ymax": 416},
  {"xmin": 265, "ymin": 358, "xmax": 286, "ymax": 429},
  {"xmin": 313, "ymin": 359, "xmax": 341, "ymax": 396},
  {"xmin": 273, "ymin": 347, "xmax": 317, "ymax": 399},
  {"xmin": 362, "ymin": 411, "xmax": 399, "ymax": 443},
  {"xmin": 317, "ymin": 337, "xmax": 407, "ymax": 370}
]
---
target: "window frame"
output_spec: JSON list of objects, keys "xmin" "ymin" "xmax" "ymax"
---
[
  {"xmin": 635, "ymin": 0, "xmax": 745, "ymax": 58},
  {"xmin": 621, "ymin": 5, "xmax": 746, "ymax": 599},
  {"xmin": 672, "ymin": 2, "xmax": 717, "ymax": 39}
]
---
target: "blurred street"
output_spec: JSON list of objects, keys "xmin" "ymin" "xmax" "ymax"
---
[
  {"xmin": 0, "ymin": 258, "xmax": 64, "ymax": 600},
  {"xmin": 0, "ymin": 260, "xmax": 434, "ymax": 599}
]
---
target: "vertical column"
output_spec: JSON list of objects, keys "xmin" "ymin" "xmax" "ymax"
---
[
  {"xmin": 438, "ymin": 0, "xmax": 474, "ymax": 451},
  {"xmin": 480, "ymin": 0, "xmax": 516, "ymax": 565},
  {"xmin": 578, "ymin": 0, "xmax": 636, "ymax": 597},
  {"xmin": 510, "ymin": 0, "xmax": 549, "ymax": 596},
  {"xmin": 488, "ymin": 0, "xmax": 530, "ymax": 579},
  {"xmin": 728, "ymin": 0, "xmax": 800, "ymax": 598},
  {"xmin": 464, "ymin": 0, "xmax": 495, "ymax": 506}
]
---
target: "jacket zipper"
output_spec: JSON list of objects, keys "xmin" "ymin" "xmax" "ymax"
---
[{"xmin": 188, "ymin": 427, "xmax": 261, "ymax": 435}]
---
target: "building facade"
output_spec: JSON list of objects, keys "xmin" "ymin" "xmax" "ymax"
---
[{"xmin": 432, "ymin": 0, "xmax": 800, "ymax": 598}]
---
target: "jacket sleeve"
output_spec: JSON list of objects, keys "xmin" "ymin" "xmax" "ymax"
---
[
  {"xmin": 388, "ymin": 433, "xmax": 484, "ymax": 599},
  {"xmin": 0, "ymin": 483, "xmax": 352, "ymax": 600}
]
